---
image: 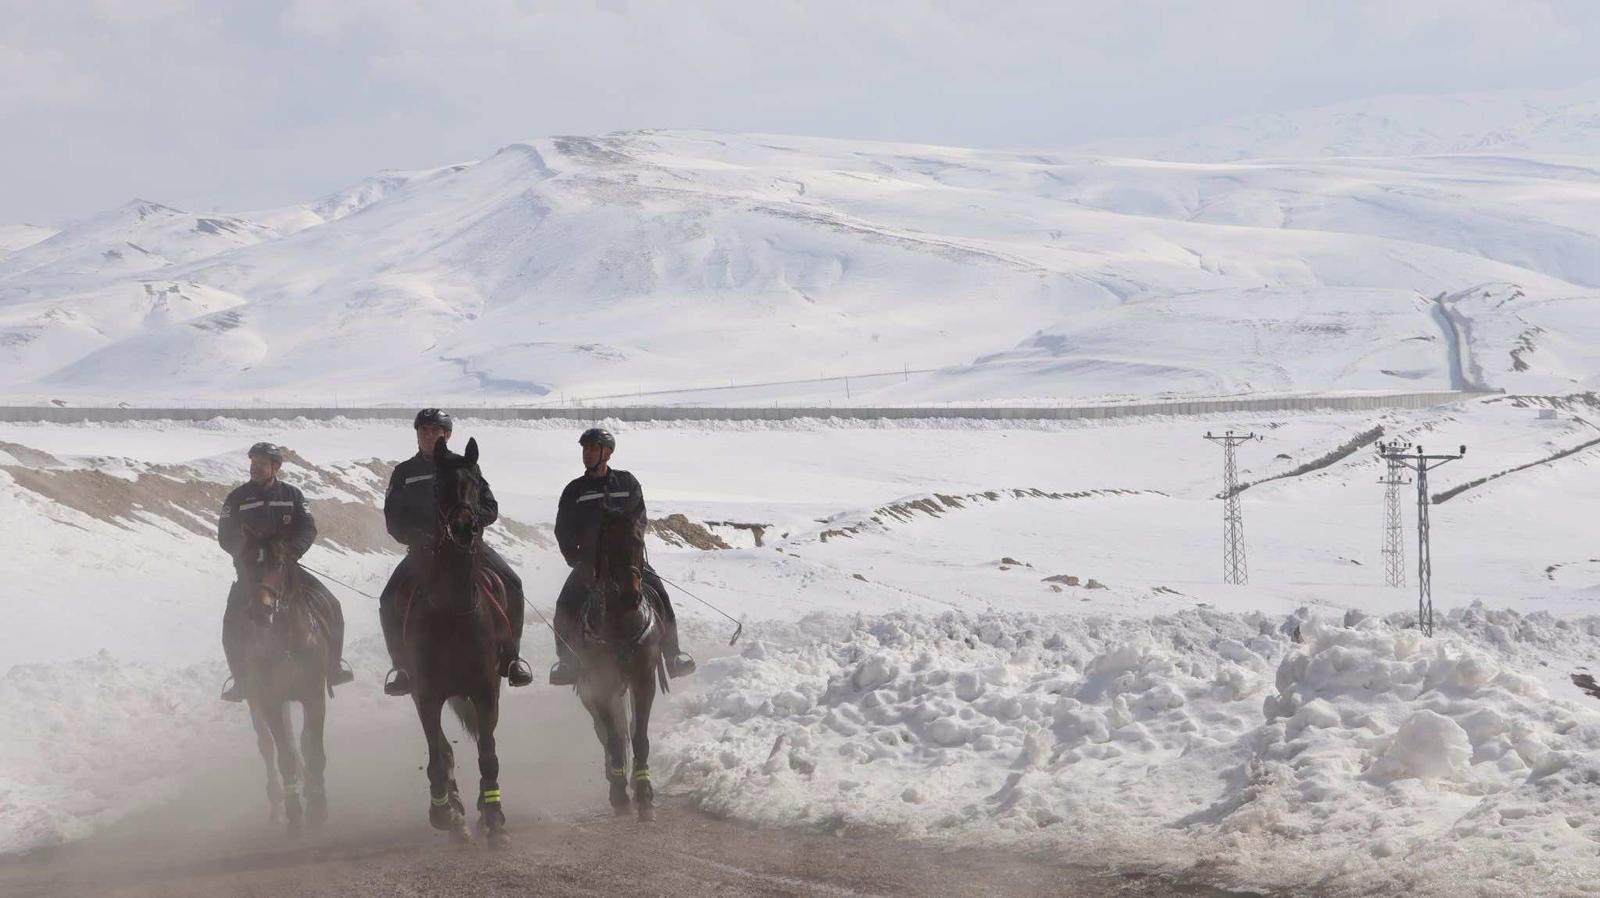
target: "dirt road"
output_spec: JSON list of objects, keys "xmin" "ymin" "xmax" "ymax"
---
[{"xmin": 1, "ymin": 680, "xmax": 1258, "ymax": 897}]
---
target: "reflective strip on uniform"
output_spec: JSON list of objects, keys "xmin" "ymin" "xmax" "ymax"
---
[
  {"xmin": 405, "ymin": 474, "xmax": 435, "ymax": 485},
  {"xmin": 238, "ymin": 501, "xmax": 265, "ymax": 510},
  {"xmin": 268, "ymin": 501, "xmax": 295, "ymax": 507},
  {"xmin": 576, "ymin": 491, "xmax": 630, "ymax": 503}
]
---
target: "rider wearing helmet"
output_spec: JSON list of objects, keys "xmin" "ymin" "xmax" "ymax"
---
[
  {"xmin": 548, "ymin": 427, "xmax": 695, "ymax": 685},
  {"xmin": 217, "ymin": 442, "xmax": 354, "ymax": 702},
  {"xmin": 378, "ymin": 409, "xmax": 534, "ymax": 695}
]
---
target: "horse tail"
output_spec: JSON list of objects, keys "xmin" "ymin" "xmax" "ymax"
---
[{"xmin": 448, "ymin": 696, "xmax": 480, "ymax": 743}]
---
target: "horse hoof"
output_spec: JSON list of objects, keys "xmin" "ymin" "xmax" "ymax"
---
[
  {"xmin": 487, "ymin": 829, "xmax": 512, "ymax": 850},
  {"xmin": 449, "ymin": 822, "xmax": 471, "ymax": 845},
  {"xmin": 637, "ymin": 804, "xmax": 656, "ymax": 823},
  {"xmin": 429, "ymin": 804, "xmax": 456, "ymax": 831}
]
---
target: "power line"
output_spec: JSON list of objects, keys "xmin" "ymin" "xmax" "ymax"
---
[{"xmin": 1204, "ymin": 430, "xmax": 1261, "ymax": 585}]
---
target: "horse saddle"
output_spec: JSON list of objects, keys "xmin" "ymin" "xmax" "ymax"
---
[{"xmin": 579, "ymin": 583, "xmax": 660, "ymax": 648}]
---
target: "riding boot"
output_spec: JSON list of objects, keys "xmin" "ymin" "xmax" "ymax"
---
[
  {"xmin": 317, "ymin": 584, "xmax": 355, "ymax": 687},
  {"xmin": 220, "ymin": 678, "xmax": 248, "ymax": 703},
  {"xmin": 329, "ymin": 660, "xmax": 355, "ymax": 687},
  {"xmin": 664, "ymin": 621, "xmax": 697, "ymax": 679},
  {"xmin": 221, "ymin": 582, "xmax": 249, "ymax": 702},
  {"xmin": 384, "ymin": 668, "xmax": 413, "ymax": 696},
  {"xmin": 644, "ymin": 574, "xmax": 696, "ymax": 679},
  {"xmin": 505, "ymin": 658, "xmax": 534, "ymax": 687},
  {"xmin": 379, "ymin": 586, "xmax": 411, "ymax": 696},
  {"xmin": 548, "ymin": 607, "xmax": 580, "ymax": 686}
]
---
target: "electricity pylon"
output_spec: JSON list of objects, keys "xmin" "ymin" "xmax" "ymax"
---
[
  {"xmin": 1204, "ymin": 430, "xmax": 1262, "ymax": 585},
  {"xmin": 1381, "ymin": 444, "xmax": 1467, "ymax": 636},
  {"xmin": 1377, "ymin": 439, "xmax": 1412, "ymax": 588}
]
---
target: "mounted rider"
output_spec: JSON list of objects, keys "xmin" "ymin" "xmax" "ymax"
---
[
  {"xmin": 218, "ymin": 441, "xmax": 354, "ymax": 702},
  {"xmin": 548, "ymin": 427, "xmax": 695, "ymax": 686},
  {"xmin": 379, "ymin": 409, "xmax": 534, "ymax": 695}
]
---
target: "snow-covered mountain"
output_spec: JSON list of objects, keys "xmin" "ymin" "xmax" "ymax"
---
[
  {"xmin": 3, "ymin": 123, "xmax": 1599, "ymax": 405},
  {"xmin": 1080, "ymin": 81, "xmax": 1600, "ymax": 161},
  {"xmin": 0, "ymin": 224, "xmax": 56, "ymax": 258}
]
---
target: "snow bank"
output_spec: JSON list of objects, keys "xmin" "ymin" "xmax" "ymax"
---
[
  {"xmin": 0, "ymin": 639, "xmax": 393, "ymax": 854},
  {"xmin": 0, "ymin": 652, "xmax": 232, "ymax": 853},
  {"xmin": 660, "ymin": 608, "xmax": 1600, "ymax": 896}
]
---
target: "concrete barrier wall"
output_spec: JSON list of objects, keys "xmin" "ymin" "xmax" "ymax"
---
[{"xmin": 0, "ymin": 391, "xmax": 1489, "ymax": 424}]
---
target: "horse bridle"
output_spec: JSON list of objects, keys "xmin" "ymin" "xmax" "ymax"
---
[
  {"xmin": 437, "ymin": 503, "xmax": 481, "ymax": 552},
  {"xmin": 435, "ymin": 462, "xmax": 484, "ymax": 554},
  {"xmin": 591, "ymin": 484, "xmax": 646, "ymax": 630}
]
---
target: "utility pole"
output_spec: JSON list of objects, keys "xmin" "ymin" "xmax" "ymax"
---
[
  {"xmin": 1381, "ymin": 444, "xmax": 1466, "ymax": 636},
  {"xmin": 1204, "ymin": 430, "xmax": 1262, "ymax": 584},
  {"xmin": 1376, "ymin": 438, "xmax": 1412, "ymax": 588}
]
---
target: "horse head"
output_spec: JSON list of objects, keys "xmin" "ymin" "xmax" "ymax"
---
[
  {"xmin": 593, "ymin": 504, "xmax": 645, "ymax": 610},
  {"xmin": 432, "ymin": 436, "xmax": 485, "ymax": 554}
]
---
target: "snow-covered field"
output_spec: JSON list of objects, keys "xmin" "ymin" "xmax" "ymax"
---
[{"xmin": 5, "ymin": 399, "xmax": 1600, "ymax": 895}]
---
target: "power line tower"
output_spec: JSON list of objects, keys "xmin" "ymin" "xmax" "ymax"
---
[
  {"xmin": 1376, "ymin": 438, "xmax": 1412, "ymax": 588},
  {"xmin": 1380, "ymin": 444, "xmax": 1466, "ymax": 636},
  {"xmin": 1204, "ymin": 430, "xmax": 1262, "ymax": 585}
]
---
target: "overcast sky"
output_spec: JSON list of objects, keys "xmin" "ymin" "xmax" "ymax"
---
[{"xmin": 4, "ymin": 0, "xmax": 1599, "ymax": 223}]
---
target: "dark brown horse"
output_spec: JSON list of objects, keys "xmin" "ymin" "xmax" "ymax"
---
[
  {"xmin": 240, "ymin": 543, "xmax": 333, "ymax": 837},
  {"xmin": 400, "ymin": 436, "xmax": 512, "ymax": 847},
  {"xmin": 574, "ymin": 505, "xmax": 666, "ymax": 821}
]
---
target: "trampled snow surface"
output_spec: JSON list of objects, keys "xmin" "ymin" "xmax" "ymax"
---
[{"xmin": 4, "ymin": 406, "xmax": 1600, "ymax": 894}]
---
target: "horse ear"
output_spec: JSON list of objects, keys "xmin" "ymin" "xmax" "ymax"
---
[
  {"xmin": 432, "ymin": 435, "xmax": 449, "ymax": 464},
  {"xmin": 465, "ymin": 437, "xmax": 479, "ymax": 466}
]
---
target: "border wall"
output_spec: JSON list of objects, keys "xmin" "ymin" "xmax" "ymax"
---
[{"xmin": 0, "ymin": 391, "xmax": 1488, "ymax": 424}]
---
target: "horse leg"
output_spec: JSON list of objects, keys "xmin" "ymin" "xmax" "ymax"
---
[
  {"xmin": 265, "ymin": 701, "xmax": 303, "ymax": 837},
  {"xmin": 248, "ymin": 699, "xmax": 283, "ymax": 822},
  {"xmin": 631, "ymin": 668, "xmax": 659, "ymax": 823},
  {"xmin": 300, "ymin": 688, "xmax": 328, "ymax": 830},
  {"xmin": 606, "ymin": 692, "xmax": 632, "ymax": 813},
  {"xmin": 471, "ymin": 689, "xmax": 509, "ymax": 848},
  {"xmin": 584, "ymin": 685, "xmax": 630, "ymax": 813},
  {"xmin": 416, "ymin": 695, "xmax": 468, "ymax": 842}
]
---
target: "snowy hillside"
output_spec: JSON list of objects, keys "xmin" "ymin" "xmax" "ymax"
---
[
  {"xmin": 3, "ymin": 129, "xmax": 1599, "ymax": 405},
  {"xmin": 0, "ymin": 224, "xmax": 55, "ymax": 258},
  {"xmin": 1081, "ymin": 81, "xmax": 1600, "ymax": 161}
]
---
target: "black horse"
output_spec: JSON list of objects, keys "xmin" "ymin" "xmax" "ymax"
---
[
  {"xmin": 573, "ymin": 504, "xmax": 667, "ymax": 821},
  {"xmin": 240, "ymin": 543, "xmax": 334, "ymax": 836},
  {"xmin": 399, "ymin": 436, "xmax": 513, "ymax": 847}
]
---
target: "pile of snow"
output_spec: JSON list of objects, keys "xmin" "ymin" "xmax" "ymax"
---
[
  {"xmin": 0, "ymin": 652, "xmax": 230, "ymax": 853},
  {"xmin": 661, "ymin": 607, "xmax": 1600, "ymax": 895},
  {"xmin": 0, "ymin": 639, "xmax": 396, "ymax": 854}
]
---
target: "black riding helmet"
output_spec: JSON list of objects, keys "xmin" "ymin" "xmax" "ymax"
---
[
  {"xmin": 578, "ymin": 427, "xmax": 615, "ymax": 450},
  {"xmin": 247, "ymin": 441, "xmax": 284, "ymax": 463},
  {"xmin": 414, "ymin": 408, "xmax": 454, "ymax": 432}
]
